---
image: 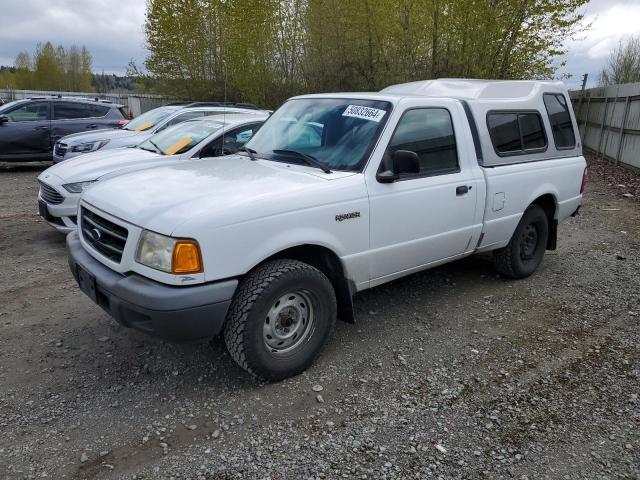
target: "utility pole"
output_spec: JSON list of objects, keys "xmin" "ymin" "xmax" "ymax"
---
[
  {"xmin": 577, "ymin": 73, "xmax": 589, "ymax": 135},
  {"xmin": 580, "ymin": 73, "xmax": 588, "ymax": 93}
]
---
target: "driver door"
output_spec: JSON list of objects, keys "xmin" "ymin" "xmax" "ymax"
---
[{"xmin": 366, "ymin": 103, "xmax": 481, "ymax": 285}]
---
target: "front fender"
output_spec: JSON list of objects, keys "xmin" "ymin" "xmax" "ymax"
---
[{"xmin": 193, "ymin": 202, "xmax": 370, "ymax": 285}]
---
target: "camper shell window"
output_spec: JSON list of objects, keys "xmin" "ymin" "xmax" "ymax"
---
[{"xmin": 487, "ymin": 111, "xmax": 547, "ymax": 157}]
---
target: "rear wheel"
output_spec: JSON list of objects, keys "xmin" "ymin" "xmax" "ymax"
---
[
  {"xmin": 494, "ymin": 205, "xmax": 549, "ymax": 279},
  {"xmin": 224, "ymin": 259, "xmax": 336, "ymax": 381}
]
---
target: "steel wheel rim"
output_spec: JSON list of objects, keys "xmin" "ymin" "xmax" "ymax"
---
[
  {"xmin": 520, "ymin": 223, "xmax": 538, "ymax": 260},
  {"xmin": 263, "ymin": 290, "xmax": 314, "ymax": 355}
]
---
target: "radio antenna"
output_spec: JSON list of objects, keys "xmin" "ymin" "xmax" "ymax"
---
[{"xmin": 221, "ymin": 48, "xmax": 227, "ymax": 153}]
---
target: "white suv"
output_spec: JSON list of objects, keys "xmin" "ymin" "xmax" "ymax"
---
[
  {"xmin": 38, "ymin": 113, "xmax": 267, "ymax": 233},
  {"xmin": 52, "ymin": 102, "xmax": 265, "ymax": 162}
]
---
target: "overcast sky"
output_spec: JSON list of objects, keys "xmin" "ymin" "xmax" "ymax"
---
[{"xmin": 0, "ymin": 0, "xmax": 638, "ymax": 89}]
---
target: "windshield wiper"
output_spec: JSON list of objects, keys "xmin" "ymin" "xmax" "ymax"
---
[
  {"xmin": 272, "ymin": 149, "xmax": 332, "ymax": 174},
  {"xmin": 138, "ymin": 146, "xmax": 157, "ymax": 153},
  {"xmin": 239, "ymin": 146, "xmax": 257, "ymax": 161}
]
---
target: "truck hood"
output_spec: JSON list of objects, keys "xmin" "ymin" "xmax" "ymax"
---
[
  {"xmin": 81, "ymin": 155, "xmax": 358, "ymax": 235},
  {"xmin": 42, "ymin": 148, "xmax": 160, "ymax": 183},
  {"xmin": 61, "ymin": 128, "xmax": 144, "ymax": 146}
]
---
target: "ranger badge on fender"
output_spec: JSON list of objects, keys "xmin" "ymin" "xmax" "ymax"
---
[{"xmin": 335, "ymin": 212, "xmax": 360, "ymax": 222}]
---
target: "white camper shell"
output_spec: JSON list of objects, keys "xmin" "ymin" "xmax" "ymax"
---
[{"xmin": 381, "ymin": 79, "xmax": 582, "ymax": 166}]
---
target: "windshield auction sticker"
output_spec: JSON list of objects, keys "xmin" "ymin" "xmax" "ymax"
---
[{"xmin": 342, "ymin": 105, "xmax": 386, "ymax": 122}]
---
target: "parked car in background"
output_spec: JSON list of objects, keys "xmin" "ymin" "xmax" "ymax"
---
[
  {"xmin": 38, "ymin": 113, "xmax": 267, "ymax": 233},
  {"xmin": 67, "ymin": 79, "xmax": 586, "ymax": 381},
  {"xmin": 53, "ymin": 102, "xmax": 265, "ymax": 163},
  {"xmin": 0, "ymin": 97, "xmax": 128, "ymax": 162}
]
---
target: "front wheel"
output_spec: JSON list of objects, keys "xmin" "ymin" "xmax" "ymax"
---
[
  {"xmin": 223, "ymin": 259, "xmax": 337, "ymax": 381},
  {"xmin": 494, "ymin": 205, "xmax": 549, "ymax": 279}
]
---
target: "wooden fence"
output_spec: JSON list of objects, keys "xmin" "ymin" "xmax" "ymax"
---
[{"xmin": 570, "ymin": 82, "xmax": 640, "ymax": 171}]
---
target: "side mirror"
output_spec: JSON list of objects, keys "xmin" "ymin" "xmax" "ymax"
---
[
  {"xmin": 376, "ymin": 150, "xmax": 420, "ymax": 183},
  {"xmin": 0, "ymin": 115, "xmax": 8, "ymax": 124}
]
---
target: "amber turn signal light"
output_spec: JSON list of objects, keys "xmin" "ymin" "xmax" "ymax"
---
[{"xmin": 172, "ymin": 240, "xmax": 203, "ymax": 274}]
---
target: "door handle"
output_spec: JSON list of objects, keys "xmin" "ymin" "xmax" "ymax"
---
[
  {"xmin": 456, "ymin": 185, "xmax": 470, "ymax": 196},
  {"xmin": 87, "ymin": 124, "xmax": 97, "ymax": 129},
  {"xmin": 35, "ymin": 126, "xmax": 49, "ymax": 131}
]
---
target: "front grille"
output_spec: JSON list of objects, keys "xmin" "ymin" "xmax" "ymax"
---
[
  {"xmin": 39, "ymin": 182, "xmax": 64, "ymax": 204},
  {"xmin": 80, "ymin": 207, "xmax": 128, "ymax": 263},
  {"xmin": 54, "ymin": 142, "xmax": 68, "ymax": 157}
]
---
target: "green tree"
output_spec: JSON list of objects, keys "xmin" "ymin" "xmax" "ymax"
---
[
  {"xmin": 8, "ymin": 42, "xmax": 95, "ymax": 92},
  {"xmin": 66, "ymin": 45, "xmax": 83, "ymax": 91},
  {"xmin": 0, "ymin": 68, "xmax": 17, "ymax": 89},
  {"xmin": 143, "ymin": 0, "xmax": 590, "ymax": 106},
  {"xmin": 126, "ymin": 59, "xmax": 157, "ymax": 92},
  {"xmin": 80, "ymin": 46, "xmax": 93, "ymax": 91},
  {"xmin": 33, "ymin": 42, "xmax": 65, "ymax": 90},
  {"xmin": 598, "ymin": 36, "xmax": 640, "ymax": 86},
  {"xmin": 14, "ymin": 51, "xmax": 33, "ymax": 89}
]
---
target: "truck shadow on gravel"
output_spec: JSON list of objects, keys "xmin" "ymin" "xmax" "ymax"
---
[
  {"xmin": 65, "ymin": 251, "xmax": 499, "ymax": 401},
  {"xmin": 109, "ymin": 252, "xmax": 499, "ymax": 382}
]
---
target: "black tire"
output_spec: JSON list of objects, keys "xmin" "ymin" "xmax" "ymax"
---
[
  {"xmin": 223, "ymin": 259, "xmax": 337, "ymax": 381},
  {"xmin": 494, "ymin": 205, "xmax": 549, "ymax": 279}
]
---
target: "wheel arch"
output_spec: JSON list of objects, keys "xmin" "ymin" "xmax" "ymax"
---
[
  {"xmin": 529, "ymin": 193, "xmax": 558, "ymax": 250},
  {"xmin": 250, "ymin": 243, "xmax": 356, "ymax": 323}
]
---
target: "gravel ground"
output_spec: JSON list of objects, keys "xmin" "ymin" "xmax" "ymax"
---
[{"xmin": 0, "ymin": 156, "xmax": 638, "ymax": 480}]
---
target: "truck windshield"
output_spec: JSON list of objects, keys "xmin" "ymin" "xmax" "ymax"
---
[
  {"xmin": 137, "ymin": 120, "xmax": 223, "ymax": 155},
  {"xmin": 245, "ymin": 98, "xmax": 392, "ymax": 172}
]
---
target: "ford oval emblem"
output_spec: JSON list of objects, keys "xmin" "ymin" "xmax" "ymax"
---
[{"xmin": 90, "ymin": 228, "xmax": 102, "ymax": 241}]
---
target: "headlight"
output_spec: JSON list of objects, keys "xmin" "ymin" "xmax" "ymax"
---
[
  {"xmin": 62, "ymin": 180, "xmax": 96, "ymax": 193},
  {"xmin": 71, "ymin": 139, "xmax": 109, "ymax": 153},
  {"xmin": 135, "ymin": 230, "xmax": 203, "ymax": 274}
]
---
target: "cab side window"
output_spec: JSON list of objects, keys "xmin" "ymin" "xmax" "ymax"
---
[
  {"xmin": 384, "ymin": 108, "xmax": 458, "ymax": 177},
  {"xmin": 6, "ymin": 102, "xmax": 49, "ymax": 122},
  {"xmin": 543, "ymin": 93, "xmax": 576, "ymax": 149}
]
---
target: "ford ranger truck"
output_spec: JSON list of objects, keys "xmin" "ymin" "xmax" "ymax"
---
[{"xmin": 67, "ymin": 79, "xmax": 587, "ymax": 381}]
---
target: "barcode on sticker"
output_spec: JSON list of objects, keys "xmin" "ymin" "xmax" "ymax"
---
[{"xmin": 342, "ymin": 105, "xmax": 386, "ymax": 122}]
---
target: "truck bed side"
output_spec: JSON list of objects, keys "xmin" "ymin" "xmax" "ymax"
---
[{"xmin": 476, "ymin": 156, "xmax": 585, "ymax": 252}]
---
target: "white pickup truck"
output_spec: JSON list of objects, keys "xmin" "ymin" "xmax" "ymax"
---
[{"xmin": 67, "ymin": 79, "xmax": 586, "ymax": 380}]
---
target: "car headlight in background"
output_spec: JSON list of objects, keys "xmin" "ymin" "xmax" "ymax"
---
[
  {"xmin": 62, "ymin": 180, "xmax": 97, "ymax": 193},
  {"xmin": 70, "ymin": 139, "xmax": 110, "ymax": 153},
  {"xmin": 135, "ymin": 230, "xmax": 203, "ymax": 274}
]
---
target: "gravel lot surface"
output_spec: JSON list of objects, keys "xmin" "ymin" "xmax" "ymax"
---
[{"xmin": 0, "ymin": 156, "xmax": 638, "ymax": 480}]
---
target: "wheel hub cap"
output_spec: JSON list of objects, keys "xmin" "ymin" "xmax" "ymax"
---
[{"xmin": 263, "ymin": 291, "xmax": 314, "ymax": 355}]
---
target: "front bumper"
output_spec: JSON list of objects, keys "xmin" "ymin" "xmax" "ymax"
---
[
  {"xmin": 67, "ymin": 231, "xmax": 238, "ymax": 341},
  {"xmin": 38, "ymin": 193, "xmax": 79, "ymax": 234}
]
